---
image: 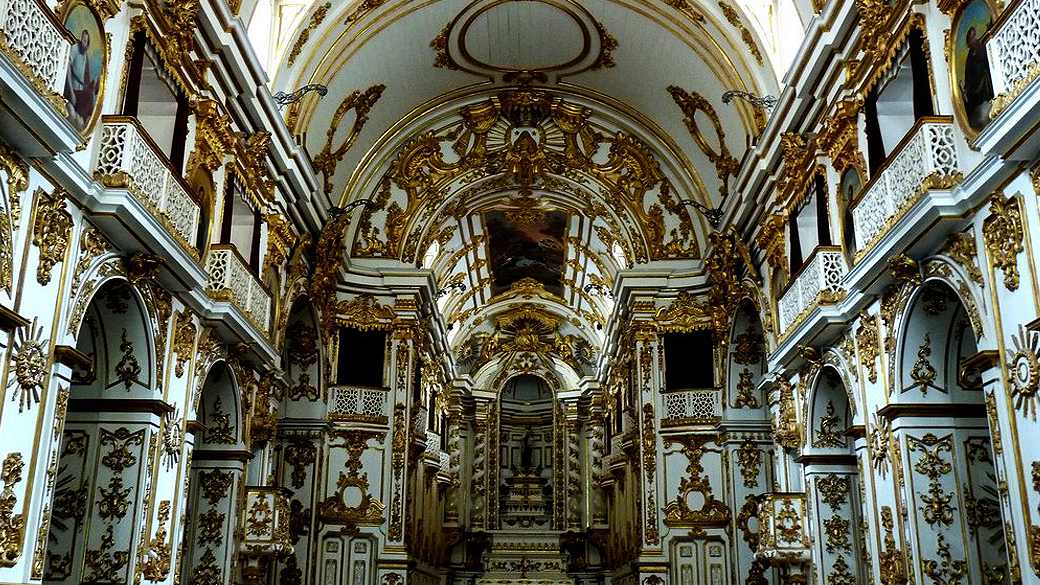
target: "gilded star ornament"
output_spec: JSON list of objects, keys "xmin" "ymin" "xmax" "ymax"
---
[
  {"xmin": 8, "ymin": 317, "xmax": 48, "ymax": 412},
  {"xmin": 1008, "ymin": 324, "xmax": 1040, "ymax": 420}
]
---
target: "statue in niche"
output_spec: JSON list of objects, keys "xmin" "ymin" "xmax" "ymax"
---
[{"xmin": 519, "ymin": 427, "xmax": 535, "ymax": 473}]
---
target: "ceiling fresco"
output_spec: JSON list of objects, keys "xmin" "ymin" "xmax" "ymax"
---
[{"xmin": 484, "ymin": 210, "xmax": 568, "ymax": 298}]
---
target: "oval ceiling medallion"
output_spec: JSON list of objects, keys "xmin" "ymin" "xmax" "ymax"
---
[
  {"xmin": 434, "ymin": 0, "xmax": 616, "ymax": 80},
  {"xmin": 461, "ymin": 0, "xmax": 587, "ymax": 72}
]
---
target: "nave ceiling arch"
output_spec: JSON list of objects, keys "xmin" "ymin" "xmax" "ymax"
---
[{"xmin": 265, "ymin": 0, "xmax": 778, "ymax": 365}]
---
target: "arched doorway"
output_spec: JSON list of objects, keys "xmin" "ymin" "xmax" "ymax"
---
[{"xmin": 893, "ymin": 281, "xmax": 1010, "ymax": 582}]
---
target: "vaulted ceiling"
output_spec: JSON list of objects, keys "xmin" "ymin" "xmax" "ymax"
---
[{"xmin": 271, "ymin": 0, "xmax": 778, "ymax": 361}]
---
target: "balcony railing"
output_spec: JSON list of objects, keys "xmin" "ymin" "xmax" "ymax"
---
[
  {"xmin": 0, "ymin": 0, "xmax": 72, "ymax": 107},
  {"xmin": 205, "ymin": 245, "xmax": 271, "ymax": 333},
  {"xmin": 777, "ymin": 246, "xmax": 847, "ymax": 334},
  {"xmin": 851, "ymin": 118, "xmax": 961, "ymax": 254},
  {"xmin": 327, "ymin": 385, "xmax": 388, "ymax": 424},
  {"xmin": 661, "ymin": 389, "xmax": 721, "ymax": 427},
  {"xmin": 95, "ymin": 117, "xmax": 201, "ymax": 254},
  {"xmin": 988, "ymin": 0, "xmax": 1040, "ymax": 117}
]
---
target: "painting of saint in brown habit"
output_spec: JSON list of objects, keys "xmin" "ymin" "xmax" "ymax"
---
[{"xmin": 485, "ymin": 211, "xmax": 567, "ymax": 298}]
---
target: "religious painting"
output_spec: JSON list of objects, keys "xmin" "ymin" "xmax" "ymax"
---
[
  {"xmin": 951, "ymin": 0, "xmax": 996, "ymax": 137},
  {"xmin": 484, "ymin": 210, "xmax": 567, "ymax": 298},
  {"xmin": 838, "ymin": 167, "xmax": 863, "ymax": 205},
  {"xmin": 62, "ymin": 0, "xmax": 107, "ymax": 135}
]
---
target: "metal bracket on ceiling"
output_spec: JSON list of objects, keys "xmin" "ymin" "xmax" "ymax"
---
[{"xmin": 273, "ymin": 84, "xmax": 329, "ymax": 110}]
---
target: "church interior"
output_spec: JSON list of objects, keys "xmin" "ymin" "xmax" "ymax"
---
[{"xmin": 0, "ymin": 0, "xmax": 1038, "ymax": 584}]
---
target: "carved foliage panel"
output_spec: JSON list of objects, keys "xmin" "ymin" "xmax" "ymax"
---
[
  {"xmin": 46, "ymin": 423, "xmax": 151, "ymax": 585},
  {"xmin": 44, "ymin": 429, "xmax": 90, "ymax": 583},
  {"xmin": 728, "ymin": 434, "xmax": 772, "ymax": 585},
  {"xmin": 183, "ymin": 464, "xmax": 241, "ymax": 585},
  {"xmin": 273, "ymin": 432, "xmax": 320, "ymax": 585},
  {"xmin": 807, "ymin": 470, "xmax": 862, "ymax": 585},
  {"xmin": 899, "ymin": 427, "xmax": 1008, "ymax": 584}
]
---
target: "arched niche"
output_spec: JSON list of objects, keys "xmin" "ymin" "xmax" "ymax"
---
[
  {"xmin": 70, "ymin": 278, "xmax": 155, "ymax": 398},
  {"xmin": 281, "ymin": 298, "xmax": 322, "ymax": 406},
  {"xmin": 803, "ymin": 364, "xmax": 867, "ymax": 584},
  {"xmin": 726, "ymin": 300, "xmax": 767, "ymax": 414},
  {"xmin": 44, "ymin": 279, "xmax": 159, "ymax": 585},
  {"xmin": 896, "ymin": 280, "xmax": 980, "ymax": 402},
  {"xmin": 194, "ymin": 362, "xmax": 244, "ymax": 450},
  {"xmin": 806, "ymin": 366, "xmax": 854, "ymax": 453},
  {"xmin": 492, "ymin": 374, "xmax": 562, "ymax": 530},
  {"xmin": 180, "ymin": 361, "xmax": 246, "ymax": 585},
  {"xmin": 270, "ymin": 297, "xmax": 324, "ymax": 584}
]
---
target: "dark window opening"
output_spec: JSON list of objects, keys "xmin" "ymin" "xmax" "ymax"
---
[
  {"xmin": 121, "ymin": 33, "xmax": 189, "ymax": 169},
  {"xmin": 336, "ymin": 328, "xmax": 386, "ymax": 387},
  {"xmin": 789, "ymin": 173, "xmax": 832, "ymax": 275},
  {"xmin": 664, "ymin": 331, "xmax": 715, "ymax": 390},
  {"xmin": 219, "ymin": 172, "xmax": 260, "ymax": 272},
  {"xmin": 864, "ymin": 26, "xmax": 935, "ymax": 172}
]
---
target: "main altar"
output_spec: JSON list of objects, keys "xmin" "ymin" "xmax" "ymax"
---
[{"xmin": 476, "ymin": 531, "xmax": 574, "ymax": 585}]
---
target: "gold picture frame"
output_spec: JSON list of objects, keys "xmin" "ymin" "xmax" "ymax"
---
[
  {"xmin": 949, "ymin": 0, "xmax": 998, "ymax": 141},
  {"xmin": 60, "ymin": 0, "xmax": 108, "ymax": 137}
]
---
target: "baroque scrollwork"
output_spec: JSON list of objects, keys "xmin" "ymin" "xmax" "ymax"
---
[
  {"xmin": 0, "ymin": 453, "xmax": 25, "ymax": 567},
  {"xmin": 320, "ymin": 430, "xmax": 385, "ymax": 529},
  {"xmin": 666, "ymin": 86, "xmax": 738, "ymax": 198},
  {"xmin": 856, "ymin": 311, "xmax": 880, "ymax": 384},
  {"xmin": 736, "ymin": 439, "xmax": 760, "ymax": 488},
  {"xmin": 662, "ymin": 435, "xmax": 730, "ymax": 527},
  {"xmin": 31, "ymin": 189, "xmax": 73, "ymax": 285},
  {"xmin": 351, "ymin": 89, "xmax": 698, "ymax": 263},
  {"xmin": 982, "ymin": 193, "xmax": 1024, "ymax": 292},
  {"xmin": 312, "ymin": 84, "xmax": 386, "ymax": 195}
]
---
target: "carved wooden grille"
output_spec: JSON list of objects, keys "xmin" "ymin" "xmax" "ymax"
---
[
  {"xmin": 328, "ymin": 385, "xmax": 388, "ymax": 422},
  {"xmin": 777, "ymin": 247, "xmax": 847, "ymax": 334},
  {"xmin": 96, "ymin": 119, "xmax": 202, "ymax": 248},
  {"xmin": 0, "ymin": 0, "xmax": 70, "ymax": 94},
  {"xmin": 204, "ymin": 247, "xmax": 272, "ymax": 332},
  {"xmin": 989, "ymin": 0, "xmax": 1040, "ymax": 94},
  {"xmin": 662, "ymin": 389, "xmax": 721, "ymax": 423},
  {"xmin": 851, "ymin": 121, "xmax": 959, "ymax": 250}
]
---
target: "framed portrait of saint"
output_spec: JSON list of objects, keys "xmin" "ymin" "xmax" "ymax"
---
[
  {"xmin": 950, "ymin": 0, "xmax": 997, "ymax": 139},
  {"xmin": 61, "ymin": 0, "xmax": 107, "ymax": 136}
]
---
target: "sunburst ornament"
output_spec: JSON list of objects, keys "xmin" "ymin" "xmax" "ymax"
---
[
  {"xmin": 8, "ymin": 317, "xmax": 48, "ymax": 412},
  {"xmin": 1007, "ymin": 324, "xmax": 1040, "ymax": 420}
]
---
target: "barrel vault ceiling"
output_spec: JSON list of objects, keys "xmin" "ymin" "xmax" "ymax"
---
[{"xmin": 270, "ymin": 0, "xmax": 778, "ymax": 358}]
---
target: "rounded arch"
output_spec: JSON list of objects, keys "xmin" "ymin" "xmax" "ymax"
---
[
  {"xmin": 194, "ymin": 360, "xmax": 246, "ymax": 448},
  {"xmin": 921, "ymin": 256, "xmax": 990, "ymax": 341},
  {"xmin": 804, "ymin": 364, "xmax": 856, "ymax": 452},
  {"xmin": 276, "ymin": 274, "xmax": 318, "ymax": 349},
  {"xmin": 281, "ymin": 298, "xmax": 324, "ymax": 410},
  {"xmin": 726, "ymin": 299, "xmax": 767, "ymax": 412},
  {"xmin": 895, "ymin": 279, "xmax": 981, "ymax": 402},
  {"xmin": 69, "ymin": 277, "xmax": 157, "ymax": 398}
]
